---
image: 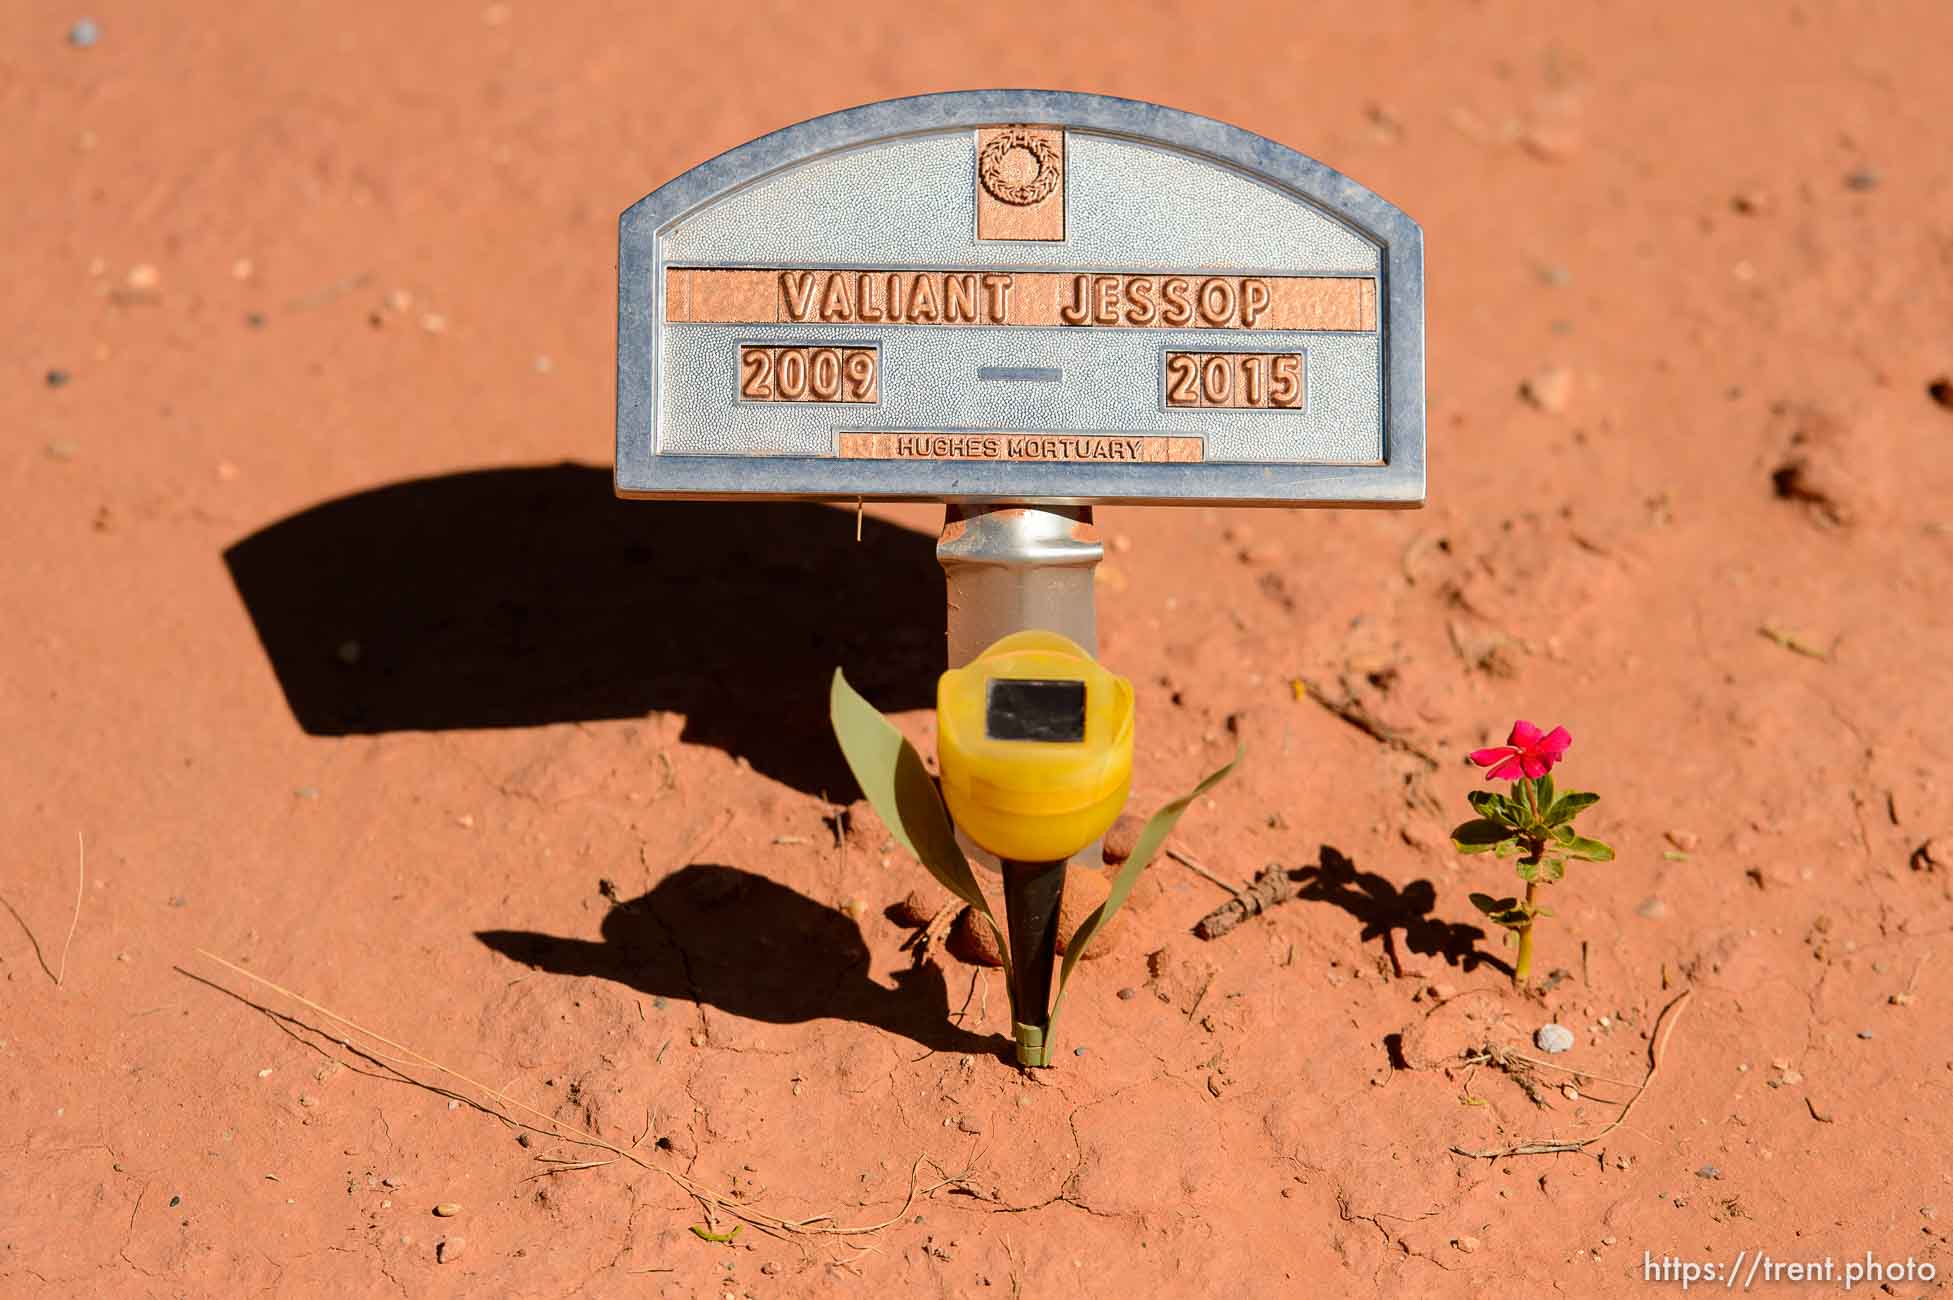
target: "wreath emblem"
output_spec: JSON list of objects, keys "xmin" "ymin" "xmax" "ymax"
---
[{"xmin": 979, "ymin": 129, "xmax": 1061, "ymax": 207}]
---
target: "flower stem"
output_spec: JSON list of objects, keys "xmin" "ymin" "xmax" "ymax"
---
[{"xmin": 1513, "ymin": 879, "xmax": 1538, "ymax": 988}]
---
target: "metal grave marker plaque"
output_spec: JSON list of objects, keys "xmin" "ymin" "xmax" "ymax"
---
[{"xmin": 617, "ymin": 90, "xmax": 1423, "ymax": 507}]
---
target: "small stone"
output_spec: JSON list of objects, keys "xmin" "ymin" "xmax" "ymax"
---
[
  {"xmin": 45, "ymin": 369, "xmax": 70, "ymax": 389},
  {"xmin": 1770, "ymin": 1057, "xmax": 1791, "ymax": 1071},
  {"xmin": 297, "ymin": 1093, "xmax": 319, "ymax": 1108},
  {"xmin": 945, "ymin": 906, "xmax": 1005, "ymax": 967},
  {"xmin": 125, "ymin": 263, "xmax": 160, "ymax": 292},
  {"xmin": 436, "ymin": 1236, "xmax": 465, "ymax": 1263},
  {"xmin": 1780, "ymin": 1069, "xmax": 1804, "ymax": 1086},
  {"xmin": 1858, "ymin": 1029, "xmax": 1875, "ymax": 1040},
  {"xmin": 1428, "ymin": 982, "xmax": 1456, "ymax": 1001},
  {"xmin": 434, "ymin": 1202, "xmax": 461, "ymax": 1217},
  {"xmin": 1534, "ymin": 1023, "xmax": 1575, "ymax": 1054},
  {"xmin": 232, "ymin": 259, "xmax": 255, "ymax": 281},
  {"xmin": 1696, "ymin": 1164, "xmax": 1722, "ymax": 1180},
  {"xmin": 1101, "ymin": 813, "xmax": 1146, "ymax": 865},
  {"xmin": 1636, "ymin": 896, "xmax": 1668, "ymax": 920},
  {"xmin": 840, "ymin": 896, "xmax": 866, "ymax": 921},
  {"xmin": 382, "ymin": 1176, "xmax": 401, "ymax": 1189},
  {"xmin": 890, "ymin": 888, "xmax": 939, "ymax": 928},
  {"xmin": 1520, "ymin": 366, "xmax": 1574, "ymax": 413},
  {"xmin": 1664, "ymin": 829, "xmax": 1700, "ymax": 853},
  {"xmin": 1930, "ymin": 378, "xmax": 1953, "ymax": 411},
  {"xmin": 1074, "ymin": 1046, "xmax": 1087, "ymax": 1056},
  {"xmin": 1454, "ymin": 1234, "xmax": 1480, "ymax": 1253},
  {"xmin": 1116, "ymin": 986, "xmax": 1136, "ymax": 1000},
  {"xmin": 956, "ymin": 1116, "xmax": 982, "ymax": 1135},
  {"xmin": 1890, "ymin": 991, "xmax": 1915, "ymax": 1006},
  {"xmin": 1561, "ymin": 1084, "xmax": 1580, "ymax": 1101},
  {"xmin": 69, "ymin": 18, "xmax": 100, "ymax": 48},
  {"xmin": 1843, "ymin": 167, "xmax": 1881, "ymax": 192},
  {"xmin": 1602, "ymin": 1234, "xmax": 1618, "ymax": 1246},
  {"xmin": 761, "ymin": 1261, "xmax": 781, "ymax": 1276}
]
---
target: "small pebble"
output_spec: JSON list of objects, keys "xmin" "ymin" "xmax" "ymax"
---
[
  {"xmin": 761, "ymin": 1261, "xmax": 781, "ymax": 1276},
  {"xmin": 436, "ymin": 1236, "xmax": 465, "ymax": 1263},
  {"xmin": 69, "ymin": 18, "xmax": 100, "ymax": 48},
  {"xmin": 1561, "ymin": 1084, "xmax": 1580, "ymax": 1101},
  {"xmin": 956, "ymin": 1116, "xmax": 982, "ymax": 1135},
  {"xmin": 1636, "ymin": 896, "xmax": 1668, "ymax": 919},
  {"xmin": 1891, "ymin": 991, "xmax": 1916, "ymax": 1006},
  {"xmin": 1696, "ymin": 1164, "xmax": 1722, "ymax": 1180},
  {"xmin": 433, "ymin": 1202, "xmax": 460, "ymax": 1217},
  {"xmin": 382, "ymin": 1176, "xmax": 401, "ymax": 1189},
  {"xmin": 1116, "ymin": 987, "xmax": 1136, "ymax": 1001},
  {"xmin": 1073, "ymin": 1046, "xmax": 1087, "ymax": 1056},
  {"xmin": 1858, "ymin": 1030, "xmax": 1875, "ymax": 1040},
  {"xmin": 1843, "ymin": 167, "xmax": 1881, "ymax": 192},
  {"xmin": 1520, "ymin": 366, "xmax": 1574, "ymax": 414},
  {"xmin": 1535, "ymin": 1023, "xmax": 1575, "ymax": 1054},
  {"xmin": 1454, "ymin": 1235, "xmax": 1480, "ymax": 1253},
  {"xmin": 125, "ymin": 264, "xmax": 160, "ymax": 292},
  {"xmin": 168, "ymin": 1195, "xmax": 181, "ymax": 1208},
  {"xmin": 45, "ymin": 369, "xmax": 70, "ymax": 389}
]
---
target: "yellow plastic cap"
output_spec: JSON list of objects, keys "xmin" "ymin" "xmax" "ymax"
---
[{"xmin": 936, "ymin": 630, "xmax": 1134, "ymax": 862}]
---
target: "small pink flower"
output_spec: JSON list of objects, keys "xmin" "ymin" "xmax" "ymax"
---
[{"xmin": 1470, "ymin": 720, "xmax": 1572, "ymax": 782}]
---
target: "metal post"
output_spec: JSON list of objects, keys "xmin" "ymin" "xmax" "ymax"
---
[
  {"xmin": 938, "ymin": 504, "xmax": 1104, "ymax": 1066},
  {"xmin": 937, "ymin": 504, "xmax": 1102, "ymax": 669}
]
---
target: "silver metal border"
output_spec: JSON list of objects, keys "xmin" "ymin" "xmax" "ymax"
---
[{"xmin": 617, "ymin": 90, "xmax": 1424, "ymax": 509}]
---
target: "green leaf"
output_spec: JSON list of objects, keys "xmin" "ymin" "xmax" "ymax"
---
[
  {"xmin": 1467, "ymin": 790, "xmax": 1518, "ymax": 827},
  {"xmin": 1450, "ymin": 819, "xmax": 1516, "ymax": 854},
  {"xmin": 1561, "ymin": 835, "xmax": 1615, "ymax": 862},
  {"xmin": 1515, "ymin": 858, "xmax": 1540, "ymax": 883},
  {"xmin": 1493, "ymin": 837, "xmax": 1523, "ymax": 859},
  {"xmin": 1045, "ymin": 745, "xmax": 1243, "ymax": 1046},
  {"xmin": 1544, "ymin": 858, "xmax": 1566, "ymax": 882},
  {"xmin": 1467, "ymin": 892, "xmax": 1529, "ymax": 929},
  {"xmin": 830, "ymin": 670, "xmax": 1017, "ymax": 1008},
  {"xmin": 1546, "ymin": 791, "xmax": 1600, "ymax": 827},
  {"xmin": 1533, "ymin": 774, "xmax": 1555, "ymax": 818},
  {"xmin": 1550, "ymin": 823, "xmax": 1578, "ymax": 847}
]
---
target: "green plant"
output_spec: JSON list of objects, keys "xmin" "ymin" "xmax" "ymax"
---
[
  {"xmin": 1451, "ymin": 720, "xmax": 1614, "ymax": 988},
  {"xmin": 830, "ymin": 669, "xmax": 1237, "ymax": 1065}
]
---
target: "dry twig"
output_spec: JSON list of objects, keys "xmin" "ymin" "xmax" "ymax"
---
[
  {"xmin": 1166, "ymin": 846, "xmax": 1243, "ymax": 898},
  {"xmin": 189, "ymin": 948, "xmax": 960, "ymax": 1242},
  {"xmin": 1450, "ymin": 986, "xmax": 1694, "ymax": 1159}
]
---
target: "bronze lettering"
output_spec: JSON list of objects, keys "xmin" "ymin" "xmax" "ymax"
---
[
  {"xmin": 886, "ymin": 273, "xmax": 905, "ymax": 322},
  {"xmin": 909, "ymin": 274, "xmax": 940, "ymax": 323},
  {"xmin": 1125, "ymin": 276, "xmax": 1158, "ymax": 325},
  {"xmin": 1092, "ymin": 275, "xmax": 1121, "ymax": 325},
  {"xmin": 1059, "ymin": 274, "xmax": 1091, "ymax": 326},
  {"xmin": 818, "ymin": 273, "xmax": 853, "ymax": 322},
  {"xmin": 780, "ymin": 271, "xmax": 818, "ymax": 322},
  {"xmin": 946, "ymin": 273, "xmax": 978, "ymax": 323},
  {"xmin": 1241, "ymin": 278, "xmax": 1271, "ymax": 328},
  {"xmin": 1197, "ymin": 278, "xmax": 1237, "ymax": 327},
  {"xmin": 980, "ymin": 273, "xmax": 1013, "ymax": 322},
  {"xmin": 856, "ymin": 273, "xmax": 885, "ymax": 322},
  {"xmin": 1161, "ymin": 277, "xmax": 1194, "ymax": 326}
]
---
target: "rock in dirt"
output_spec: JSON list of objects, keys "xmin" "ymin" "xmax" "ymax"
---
[
  {"xmin": 1911, "ymin": 838, "xmax": 1946, "ymax": 873},
  {"xmin": 1930, "ymin": 376, "xmax": 1953, "ymax": 410},
  {"xmin": 433, "ymin": 1202, "xmax": 461, "ymax": 1217},
  {"xmin": 1101, "ymin": 813, "xmax": 1147, "ymax": 865},
  {"xmin": 1768, "ymin": 403, "xmax": 1866, "ymax": 528},
  {"xmin": 436, "ymin": 1236, "xmax": 465, "ymax": 1263},
  {"xmin": 1520, "ymin": 366, "xmax": 1575, "ymax": 413},
  {"xmin": 1056, "ymin": 866, "xmax": 1118, "ymax": 958},
  {"xmin": 946, "ymin": 906, "xmax": 1004, "ymax": 967},
  {"xmin": 1535, "ymin": 1023, "xmax": 1575, "ymax": 1053},
  {"xmin": 891, "ymin": 886, "xmax": 947, "ymax": 928}
]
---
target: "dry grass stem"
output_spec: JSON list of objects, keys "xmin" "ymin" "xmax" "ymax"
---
[
  {"xmin": 1450, "ymin": 986, "xmax": 1694, "ymax": 1159},
  {"xmin": 192, "ymin": 948, "xmax": 962, "ymax": 1242}
]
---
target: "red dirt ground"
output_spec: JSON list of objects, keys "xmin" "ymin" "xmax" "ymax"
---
[{"xmin": 7, "ymin": 2, "xmax": 1953, "ymax": 1296}]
